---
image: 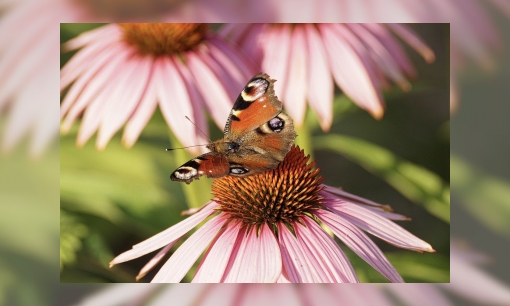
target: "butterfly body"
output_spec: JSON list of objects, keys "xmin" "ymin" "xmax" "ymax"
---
[{"xmin": 171, "ymin": 73, "xmax": 296, "ymax": 184}]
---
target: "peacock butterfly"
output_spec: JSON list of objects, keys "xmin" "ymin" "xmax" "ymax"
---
[{"xmin": 170, "ymin": 73, "xmax": 297, "ymax": 184}]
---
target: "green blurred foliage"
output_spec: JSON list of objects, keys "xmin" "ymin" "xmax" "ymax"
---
[{"xmin": 60, "ymin": 23, "xmax": 449, "ymax": 283}]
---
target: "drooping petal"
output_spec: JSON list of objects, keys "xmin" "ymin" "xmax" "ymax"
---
[
  {"xmin": 136, "ymin": 242, "xmax": 175, "ymax": 281},
  {"xmin": 325, "ymin": 200, "xmax": 434, "ymax": 252},
  {"xmin": 186, "ymin": 50, "xmax": 233, "ymax": 129},
  {"xmin": 60, "ymin": 42, "xmax": 127, "ymax": 118},
  {"xmin": 60, "ymin": 26, "xmax": 122, "ymax": 90},
  {"xmin": 149, "ymin": 284, "xmax": 208, "ymax": 306},
  {"xmin": 151, "ymin": 213, "xmax": 227, "ymax": 283},
  {"xmin": 386, "ymin": 284, "xmax": 453, "ymax": 306},
  {"xmin": 387, "ymin": 23, "xmax": 435, "ymax": 63},
  {"xmin": 282, "ymin": 25, "xmax": 308, "ymax": 127},
  {"xmin": 304, "ymin": 24, "xmax": 333, "ymax": 131},
  {"xmin": 278, "ymin": 223, "xmax": 318, "ymax": 282},
  {"xmin": 156, "ymin": 56, "xmax": 201, "ymax": 149},
  {"xmin": 63, "ymin": 24, "xmax": 120, "ymax": 51},
  {"xmin": 122, "ymin": 60, "xmax": 158, "ymax": 148},
  {"xmin": 192, "ymin": 221, "xmax": 241, "ymax": 283},
  {"xmin": 260, "ymin": 25, "xmax": 291, "ymax": 103},
  {"xmin": 319, "ymin": 24, "xmax": 385, "ymax": 119},
  {"xmin": 316, "ymin": 209, "xmax": 404, "ymax": 283},
  {"xmin": 96, "ymin": 54, "xmax": 152, "ymax": 150},
  {"xmin": 208, "ymin": 35, "xmax": 256, "ymax": 81},
  {"xmin": 62, "ymin": 44, "xmax": 134, "ymax": 133},
  {"xmin": 301, "ymin": 217, "xmax": 359, "ymax": 282},
  {"xmin": 110, "ymin": 202, "xmax": 217, "ymax": 266},
  {"xmin": 222, "ymin": 224, "xmax": 281, "ymax": 283}
]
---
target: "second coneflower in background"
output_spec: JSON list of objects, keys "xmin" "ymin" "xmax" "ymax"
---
[
  {"xmin": 60, "ymin": 23, "xmax": 256, "ymax": 152},
  {"xmin": 110, "ymin": 146, "xmax": 434, "ymax": 283}
]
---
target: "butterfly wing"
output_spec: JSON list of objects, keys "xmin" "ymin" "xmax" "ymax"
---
[
  {"xmin": 223, "ymin": 73, "xmax": 282, "ymax": 138},
  {"xmin": 170, "ymin": 152, "xmax": 230, "ymax": 184}
]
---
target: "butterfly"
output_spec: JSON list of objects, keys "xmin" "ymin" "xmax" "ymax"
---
[{"xmin": 171, "ymin": 73, "xmax": 297, "ymax": 184}]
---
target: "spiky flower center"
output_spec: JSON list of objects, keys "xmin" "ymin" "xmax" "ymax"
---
[
  {"xmin": 212, "ymin": 146, "xmax": 324, "ymax": 230},
  {"xmin": 119, "ymin": 23, "xmax": 208, "ymax": 55}
]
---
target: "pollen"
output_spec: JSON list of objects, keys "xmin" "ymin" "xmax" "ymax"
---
[
  {"xmin": 212, "ymin": 146, "xmax": 324, "ymax": 230},
  {"xmin": 119, "ymin": 23, "xmax": 209, "ymax": 56}
]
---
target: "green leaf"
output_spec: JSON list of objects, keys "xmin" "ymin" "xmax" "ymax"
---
[
  {"xmin": 314, "ymin": 134, "xmax": 450, "ymax": 222},
  {"xmin": 60, "ymin": 211, "xmax": 88, "ymax": 269},
  {"xmin": 451, "ymin": 154, "xmax": 510, "ymax": 237}
]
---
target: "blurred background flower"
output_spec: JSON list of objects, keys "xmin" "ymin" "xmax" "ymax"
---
[
  {"xmin": 220, "ymin": 23, "xmax": 435, "ymax": 129},
  {"xmin": 66, "ymin": 241, "xmax": 510, "ymax": 305},
  {"xmin": 60, "ymin": 23, "xmax": 255, "ymax": 152}
]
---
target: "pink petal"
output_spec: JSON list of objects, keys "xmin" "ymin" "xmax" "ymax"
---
[
  {"xmin": 156, "ymin": 56, "xmax": 202, "ymax": 149},
  {"xmin": 208, "ymin": 35, "xmax": 257, "ymax": 80},
  {"xmin": 386, "ymin": 284, "xmax": 452, "ymax": 306},
  {"xmin": 60, "ymin": 33, "xmax": 123, "ymax": 92},
  {"xmin": 347, "ymin": 24, "xmax": 411, "ymax": 91},
  {"xmin": 325, "ymin": 200, "xmax": 434, "ymax": 252},
  {"xmin": 73, "ymin": 284, "xmax": 159, "ymax": 306},
  {"xmin": 301, "ymin": 217, "xmax": 359, "ymax": 282},
  {"xmin": 149, "ymin": 284, "xmax": 208, "ymax": 306},
  {"xmin": 110, "ymin": 202, "xmax": 217, "ymax": 266},
  {"xmin": 198, "ymin": 285, "xmax": 242, "ymax": 305},
  {"xmin": 320, "ymin": 185, "xmax": 388, "ymax": 209},
  {"xmin": 136, "ymin": 242, "xmax": 175, "ymax": 281},
  {"xmin": 185, "ymin": 50, "xmax": 233, "ymax": 129},
  {"xmin": 192, "ymin": 221, "xmax": 241, "ymax": 283},
  {"xmin": 316, "ymin": 209, "xmax": 404, "ymax": 283},
  {"xmin": 234, "ymin": 24, "xmax": 268, "ymax": 66},
  {"xmin": 222, "ymin": 223, "xmax": 281, "ymax": 283},
  {"xmin": 96, "ymin": 54, "xmax": 153, "ymax": 150},
  {"xmin": 62, "ymin": 44, "xmax": 134, "ymax": 133},
  {"xmin": 278, "ymin": 223, "xmax": 317, "ymax": 282},
  {"xmin": 387, "ymin": 24, "xmax": 435, "ymax": 63},
  {"xmin": 319, "ymin": 24, "xmax": 384, "ymax": 119},
  {"xmin": 261, "ymin": 25, "xmax": 292, "ymax": 103},
  {"xmin": 364, "ymin": 23, "xmax": 417, "ymax": 79},
  {"xmin": 0, "ymin": 15, "xmax": 55, "ymax": 105},
  {"xmin": 303, "ymin": 24, "xmax": 333, "ymax": 131},
  {"xmin": 151, "ymin": 213, "xmax": 227, "ymax": 283},
  {"xmin": 445, "ymin": 254, "xmax": 510, "ymax": 304},
  {"xmin": 122, "ymin": 61, "xmax": 159, "ymax": 148},
  {"xmin": 172, "ymin": 58, "xmax": 210, "ymax": 154},
  {"xmin": 282, "ymin": 25, "xmax": 308, "ymax": 127},
  {"xmin": 63, "ymin": 24, "xmax": 120, "ymax": 51}
]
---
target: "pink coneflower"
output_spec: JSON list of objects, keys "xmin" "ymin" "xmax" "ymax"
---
[
  {"xmin": 60, "ymin": 23, "xmax": 256, "ymax": 152},
  {"xmin": 110, "ymin": 146, "xmax": 433, "ymax": 283},
  {"xmin": 219, "ymin": 23, "xmax": 435, "ymax": 130}
]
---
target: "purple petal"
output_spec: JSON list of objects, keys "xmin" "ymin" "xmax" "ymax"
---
[
  {"xmin": 110, "ymin": 202, "xmax": 217, "ymax": 266},
  {"xmin": 325, "ymin": 200, "xmax": 434, "ymax": 252},
  {"xmin": 386, "ymin": 284, "xmax": 452, "ymax": 306},
  {"xmin": 74, "ymin": 284, "xmax": 159, "ymax": 306},
  {"xmin": 304, "ymin": 24, "xmax": 333, "ymax": 131},
  {"xmin": 149, "ymin": 284, "xmax": 208, "ymax": 306},
  {"xmin": 151, "ymin": 213, "xmax": 227, "ymax": 283},
  {"xmin": 208, "ymin": 35, "xmax": 257, "ymax": 80},
  {"xmin": 63, "ymin": 24, "xmax": 120, "ymax": 51},
  {"xmin": 282, "ymin": 25, "xmax": 308, "ymax": 127},
  {"xmin": 136, "ymin": 242, "xmax": 175, "ymax": 281},
  {"xmin": 192, "ymin": 221, "xmax": 241, "ymax": 283},
  {"xmin": 316, "ymin": 209, "xmax": 404, "ymax": 283}
]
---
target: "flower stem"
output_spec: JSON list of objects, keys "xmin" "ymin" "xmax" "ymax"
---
[{"xmin": 294, "ymin": 123, "xmax": 314, "ymax": 160}]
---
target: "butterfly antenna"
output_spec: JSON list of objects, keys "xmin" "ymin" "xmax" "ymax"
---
[
  {"xmin": 166, "ymin": 144, "xmax": 208, "ymax": 151},
  {"xmin": 185, "ymin": 116, "xmax": 212, "ymax": 143}
]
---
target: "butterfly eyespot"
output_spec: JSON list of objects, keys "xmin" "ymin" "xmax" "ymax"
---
[
  {"xmin": 241, "ymin": 78, "xmax": 269, "ymax": 102},
  {"xmin": 230, "ymin": 167, "xmax": 249, "ymax": 175},
  {"xmin": 268, "ymin": 117, "xmax": 284, "ymax": 132}
]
